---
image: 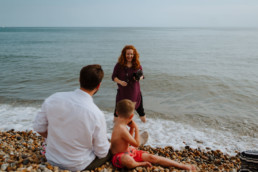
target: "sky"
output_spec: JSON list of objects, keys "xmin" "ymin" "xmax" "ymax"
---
[{"xmin": 0, "ymin": 0, "xmax": 258, "ymax": 27}]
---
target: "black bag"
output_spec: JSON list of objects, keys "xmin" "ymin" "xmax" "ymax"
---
[{"xmin": 240, "ymin": 150, "xmax": 258, "ymax": 172}]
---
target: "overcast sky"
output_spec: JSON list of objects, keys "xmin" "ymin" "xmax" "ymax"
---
[{"xmin": 0, "ymin": 0, "xmax": 258, "ymax": 27}]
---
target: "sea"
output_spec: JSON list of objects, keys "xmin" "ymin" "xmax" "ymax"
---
[{"xmin": 0, "ymin": 27, "xmax": 257, "ymax": 155}]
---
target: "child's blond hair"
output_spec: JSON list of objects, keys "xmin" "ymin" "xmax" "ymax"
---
[{"xmin": 116, "ymin": 99, "xmax": 135, "ymax": 118}]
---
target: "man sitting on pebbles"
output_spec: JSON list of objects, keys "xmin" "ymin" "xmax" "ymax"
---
[
  {"xmin": 33, "ymin": 65, "xmax": 111, "ymax": 171},
  {"xmin": 110, "ymin": 99, "xmax": 196, "ymax": 171}
]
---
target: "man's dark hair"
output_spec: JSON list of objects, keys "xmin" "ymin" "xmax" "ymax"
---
[{"xmin": 80, "ymin": 64, "xmax": 104, "ymax": 90}]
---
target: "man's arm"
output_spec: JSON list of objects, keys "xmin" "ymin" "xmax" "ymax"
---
[
  {"xmin": 33, "ymin": 101, "xmax": 48, "ymax": 138},
  {"xmin": 92, "ymin": 115, "xmax": 110, "ymax": 158}
]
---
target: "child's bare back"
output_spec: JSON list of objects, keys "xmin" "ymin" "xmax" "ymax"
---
[{"xmin": 110, "ymin": 123, "xmax": 130, "ymax": 154}]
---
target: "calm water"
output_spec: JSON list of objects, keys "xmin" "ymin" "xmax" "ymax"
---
[{"xmin": 0, "ymin": 27, "xmax": 257, "ymax": 154}]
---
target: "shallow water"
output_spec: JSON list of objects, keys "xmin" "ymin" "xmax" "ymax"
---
[{"xmin": 0, "ymin": 27, "xmax": 257, "ymax": 155}]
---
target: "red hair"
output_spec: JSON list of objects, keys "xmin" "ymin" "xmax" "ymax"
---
[{"xmin": 118, "ymin": 45, "xmax": 141, "ymax": 69}]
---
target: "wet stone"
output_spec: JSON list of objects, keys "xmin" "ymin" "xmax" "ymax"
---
[
  {"xmin": 1, "ymin": 163, "xmax": 9, "ymax": 171},
  {"xmin": 22, "ymin": 158, "xmax": 30, "ymax": 165},
  {"xmin": 21, "ymin": 154, "xmax": 28, "ymax": 159}
]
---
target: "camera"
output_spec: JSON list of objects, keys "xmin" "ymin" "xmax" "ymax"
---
[{"xmin": 133, "ymin": 69, "xmax": 143, "ymax": 81}]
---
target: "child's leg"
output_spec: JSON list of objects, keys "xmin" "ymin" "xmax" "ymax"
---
[
  {"xmin": 121, "ymin": 154, "xmax": 152, "ymax": 169},
  {"xmin": 141, "ymin": 153, "xmax": 196, "ymax": 171}
]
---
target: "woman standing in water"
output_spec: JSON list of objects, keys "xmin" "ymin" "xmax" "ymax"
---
[{"xmin": 112, "ymin": 45, "xmax": 146, "ymax": 123}]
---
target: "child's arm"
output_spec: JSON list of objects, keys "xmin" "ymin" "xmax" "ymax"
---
[
  {"xmin": 128, "ymin": 122, "xmax": 134, "ymax": 136},
  {"xmin": 124, "ymin": 121, "xmax": 140, "ymax": 147}
]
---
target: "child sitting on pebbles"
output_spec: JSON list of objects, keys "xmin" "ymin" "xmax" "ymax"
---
[{"xmin": 110, "ymin": 99, "xmax": 196, "ymax": 171}]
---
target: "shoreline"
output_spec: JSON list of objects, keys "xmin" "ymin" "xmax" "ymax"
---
[
  {"xmin": 1, "ymin": 104, "xmax": 256, "ymax": 156},
  {"xmin": 0, "ymin": 130, "xmax": 241, "ymax": 171}
]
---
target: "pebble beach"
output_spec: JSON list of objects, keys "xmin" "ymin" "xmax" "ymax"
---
[{"xmin": 0, "ymin": 130, "xmax": 241, "ymax": 172}]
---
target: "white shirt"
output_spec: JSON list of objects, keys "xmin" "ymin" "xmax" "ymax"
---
[{"xmin": 33, "ymin": 89, "xmax": 110, "ymax": 171}]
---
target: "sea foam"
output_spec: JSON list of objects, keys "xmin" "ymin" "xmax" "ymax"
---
[
  {"xmin": 1, "ymin": 104, "xmax": 257, "ymax": 156},
  {"xmin": 104, "ymin": 111, "xmax": 258, "ymax": 156}
]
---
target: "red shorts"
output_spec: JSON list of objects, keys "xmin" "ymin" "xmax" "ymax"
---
[{"xmin": 112, "ymin": 146, "xmax": 146, "ymax": 168}]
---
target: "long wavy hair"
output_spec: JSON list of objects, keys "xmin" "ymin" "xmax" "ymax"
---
[{"xmin": 118, "ymin": 45, "xmax": 141, "ymax": 69}]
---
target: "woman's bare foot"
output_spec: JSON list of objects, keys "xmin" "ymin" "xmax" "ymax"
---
[{"xmin": 140, "ymin": 116, "xmax": 146, "ymax": 123}]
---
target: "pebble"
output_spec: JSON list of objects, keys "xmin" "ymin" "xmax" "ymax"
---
[
  {"xmin": 0, "ymin": 130, "xmax": 241, "ymax": 171},
  {"xmin": 1, "ymin": 163, "xmax": 9, "ymax": 171}
]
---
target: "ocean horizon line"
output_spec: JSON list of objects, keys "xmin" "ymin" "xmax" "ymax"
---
[{"xmin": 1, "ymin": 26, "xmax": 258, "ymax": 29}]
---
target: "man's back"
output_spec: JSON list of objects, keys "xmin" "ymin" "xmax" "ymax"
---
[{"xmin": 34, "ymin": 89, "xmax": 110, "ymax": 171}]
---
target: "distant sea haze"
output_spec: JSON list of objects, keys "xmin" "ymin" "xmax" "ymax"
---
[{"xmin": 0, "ymin": 27, "xmax": 257, "ymax": 155}]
